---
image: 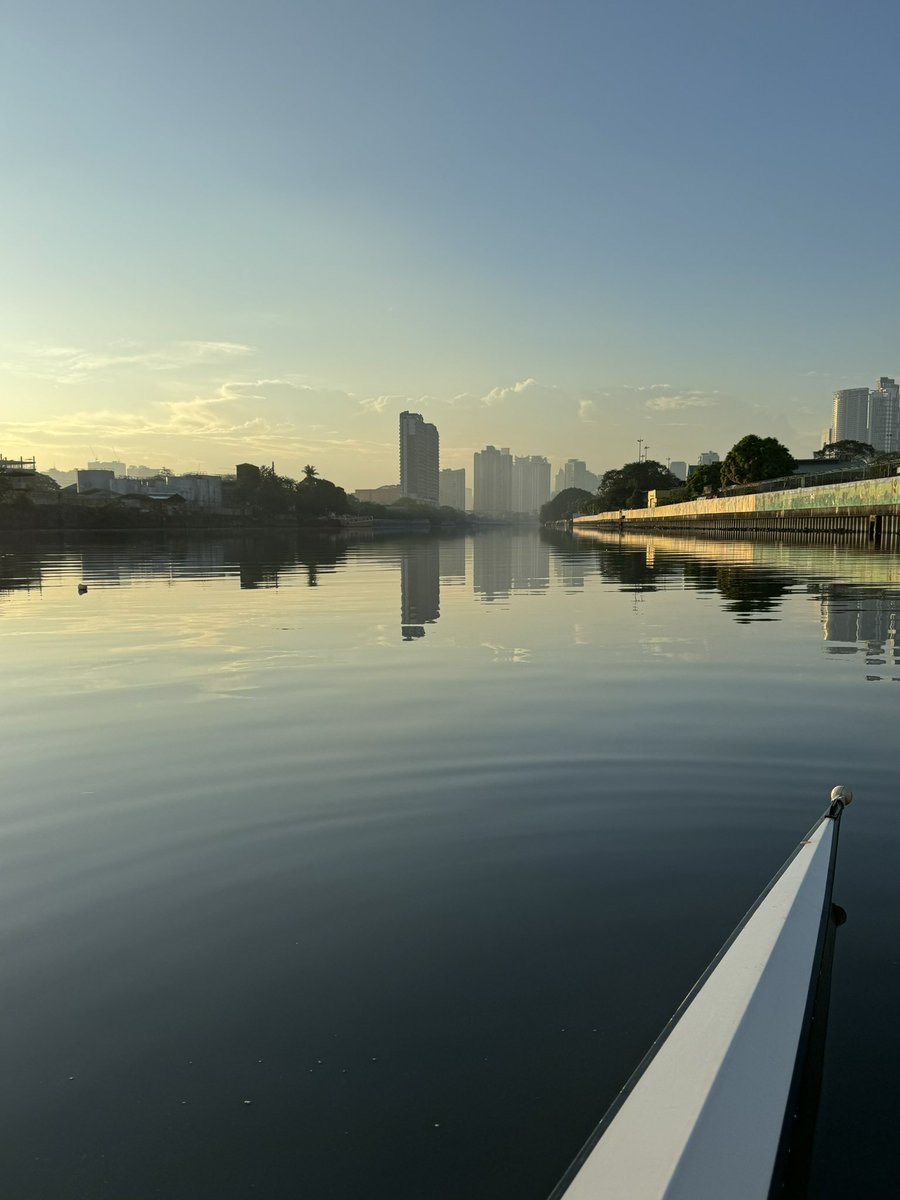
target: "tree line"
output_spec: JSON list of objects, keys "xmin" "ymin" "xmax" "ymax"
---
[
  {"xmin": 540, "ymin": 433, "xmax": 797, "ymax": 522},
  {"xmin": 237, "ymin": 464, "xmax": 465, "ymax": 525}
]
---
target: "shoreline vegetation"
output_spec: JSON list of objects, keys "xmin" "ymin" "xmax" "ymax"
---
[{"xmin": 0, "ymin": 462, "xmax": 471, "ymax": 535}]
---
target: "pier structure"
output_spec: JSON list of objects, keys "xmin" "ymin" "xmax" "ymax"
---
[{"xmin": 573, "ymin": 475, "xmax": 900, "ymax": 543}]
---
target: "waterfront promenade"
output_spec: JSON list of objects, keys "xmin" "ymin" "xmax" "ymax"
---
[{"xmin": 574, "ymin": 475, "xmax": 900, "ymax": 541}]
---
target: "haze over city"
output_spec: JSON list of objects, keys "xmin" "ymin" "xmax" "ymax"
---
[{"xmin": 3, "ymin": 1, "xmax": 899, "ymax": 486}]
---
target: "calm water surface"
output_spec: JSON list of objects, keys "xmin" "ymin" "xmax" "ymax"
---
[{"xmin": 2, "ymin": 528, "xmax": 898, "ymax": 1198}]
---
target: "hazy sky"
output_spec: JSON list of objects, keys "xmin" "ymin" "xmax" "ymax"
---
[{"xmin": 2, "ymin": 0, "xmax": 898, "ymax": 486}]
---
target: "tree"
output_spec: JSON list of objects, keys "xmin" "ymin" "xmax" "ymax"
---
[
  {"xmin": 720, "ymin": 435, "xmax": 795, "ymax": 487},
  {"xmin": 296, "ymin": 474, "xmax": 349, "ymax": 517},
  {"xmin": 594, "ymin": 460, "xmax": 682, "ymax": 511},
  {"xmin": 540, "ymin": 488, "xmax": 594, "ymax": 523},
  {"xmin": 303, "ymin": 464, "xmax": 319, "ymax": 480},
  {"xmin": 813, "ymin": 440, "xmax": 876, "ymax": 462},
  {"xmin": 233, "ymin": 464, "xmax": 297, "ymax": 515},
  {"xmin": 683, "ymin": 461, "xmax": 722, "ymax": 498}
]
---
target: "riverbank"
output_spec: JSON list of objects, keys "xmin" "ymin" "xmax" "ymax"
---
[
  {"xmin": 573, "ymin": 474, "xmax": 900, "ymax": 541},
  {"xmin": 0, "ymin": 501, "xmax": 468, "ymax": 536}
]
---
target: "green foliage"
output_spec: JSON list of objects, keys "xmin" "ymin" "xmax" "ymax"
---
[
  {"xmin": 345, "ymin": 494, "xmax": 465, "ymax": 526},
  {"xmin": 594, "ymin": 460, "xmax": 682, "ymax": 511},
  {"xmin": 540, "ymin": 487, "xmax": 594, "ymax": 523},
  {"xmin": 720, "ymin": 435, "xmax": 795, "ymax": 487},
  {"xmin": 683, "ymin": 461, "xmax": 722, "ymax": 498},
  {"xmin": 296, "ymin": 475, "xmax": 349, "ymax": 516},
  {"xmin": 235, "ymin": 463, "xmax": 349, "ymax": 518},
  {"xmin": 653, "ymin": 484, "xmax": 692, "ymax": 506},
  {"xmin": 814, "ymin": 439, "xmax": 876, "ymax": 462}
]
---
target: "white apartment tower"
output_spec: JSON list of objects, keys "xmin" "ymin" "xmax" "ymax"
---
[
  {"xmin": 512, "ymin": 456, "xmax": 551, "ymax": 514},
  {"xmin": 473, "ymin": 446, "xmax": 513, "ymax": 515},
  {"xmin": 832, "ymin": 389, "xmax": 871, "ymax": 445},
  {"xmin": 869, "ymin": 377, "xmax": 900, "ymax": 453}
]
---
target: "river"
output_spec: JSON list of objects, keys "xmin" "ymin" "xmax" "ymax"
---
[{"xmin": 1, "ymin": 528, "xmax": 897, "ymax": 1198}]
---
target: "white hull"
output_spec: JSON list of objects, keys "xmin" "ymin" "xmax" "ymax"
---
[{"xmin": 549, "ymin": 794, "xmax": 849, "ymax": 1200}]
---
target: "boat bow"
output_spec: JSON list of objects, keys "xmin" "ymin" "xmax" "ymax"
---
[{"xmin": 549, "ymin": 788, "xmax": 851, "ymax": 1200}]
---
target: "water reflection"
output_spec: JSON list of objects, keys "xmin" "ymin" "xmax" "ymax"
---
[
  {"xmin": 473, "ymin": 530, "xmax": 549, "ymax": 600},
  {"xmin": 815, "ymin": 585, "xmax": 900, "ymax": 672},
  {"xmin": 567, "ymin": 528, "xmax": 900, "ymax": 677},
  {"xmin": 6, "ymin": 529, "xmax": 900, "ymax": 674},
  {"xmin": 4, "ymin": 525, "xmax": 900, "ymax": 1200},
  {"xmin": 401, "ymin": 538, "xmax": 440, "ymax": 640},
  {"xmin": 713, "ymin": 566, "xmax": 796, "ymax": 623},
  {"xmin": 0, "ymin": 544, "xmax": 43, "ymax": 595}
]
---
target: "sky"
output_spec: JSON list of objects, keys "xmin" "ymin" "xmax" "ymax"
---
[{"xmin": 2, "ymin": 0, "xmax": 899, "ymax": 487}]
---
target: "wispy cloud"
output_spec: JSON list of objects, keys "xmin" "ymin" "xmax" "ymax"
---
[
  {"xmin": 645, "ymin": 391, "xmax": 720, "ymax": 412},
  {"xmin": 0, "ymin": 378, "xmax": 392, "ymax": 469},
  {"xmin": 2, "ymin": 339, "xmax": 256, "ymax": 384},
  {"xmin": 358, "ymin": 396, "xmax": 388, "ymax": 413},
  {"xmin": 480, "ymin": 378, "xmax": 541, "ymax": 406}
]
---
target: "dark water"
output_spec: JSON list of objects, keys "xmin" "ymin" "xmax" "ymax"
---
[{"xmin": 1, "ymin": 528, "xmax": 898, "ymax": 1199}]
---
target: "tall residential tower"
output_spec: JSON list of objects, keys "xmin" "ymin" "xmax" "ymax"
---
[
  {"xmin": 399, "ymin": 411, "xmax": 439, "ymax": 504},
  {"xmin": 831, "ymin": 389, "xmax": 871, "ymax": 445},
  {"xmin": 512, "ymin": 455, "xmax": 551, "ymax": 514},
  {"xmin": 473, "ymin": 445, "xmax": 512, "ymax": 514}
]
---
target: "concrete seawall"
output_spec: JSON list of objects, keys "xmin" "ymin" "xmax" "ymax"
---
[{"xmin": 573, "ymin": 475, "xmax": 900, "ymax": 541}]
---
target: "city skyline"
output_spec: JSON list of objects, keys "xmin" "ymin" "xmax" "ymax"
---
[{"xmin": 4, "ymin": 3, "xmax": 900, "ymax": 485}]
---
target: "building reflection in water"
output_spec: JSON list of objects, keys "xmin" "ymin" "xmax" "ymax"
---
[
  {"xmin": 818, "ymin": 585, "xmax": 900, "ymax": 672},
  {"xmin": 511, "ymin": 533, "xmax": 550, "ymax": 592},
  {"xmin": 474, "ymin": 531, "xmax": 549, "ymax": 601},
  {"xmin": 0, "ymin": 547, "xmax": 43, "ymax": 596},
  {"xmin": 439, "ymin": 536, "xmax": 466, "ymax": 584},
  {"xmin": 401, "ymin": 538, "xmax": 440, "ymax": 640}
]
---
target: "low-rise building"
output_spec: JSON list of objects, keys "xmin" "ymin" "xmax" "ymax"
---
[
  {"xmin": 76, "ymin": 469, "xmax": 224, "ymax": 508},
  {"xmin": 354, "ymin": 484, "xmax": 403, "ymax": 505}
]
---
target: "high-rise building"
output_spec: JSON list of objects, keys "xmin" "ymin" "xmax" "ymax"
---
[
  {"xmin": 439, "ymin": 467, "xmax": 466, "ymax": 511},
  {"xmin": 512, "ymin": 455, "xmax": 551, "ymax": 514},
  {"xmin": 399, "ymin": 411, "xmax": 439, "ymax": 504},
  {"xmin": 832, "ymin": 389, "xmax": 870, "ymax": 445},
  {"xmin": 560, "ymin": 459, "xmax": 599, "ymax": 493},
  {"xmin": 697, "ymin": 450, "xmax": 720, "ymax": 466},
  {"xmin": 669, "ymin": 461, "xmax": 687, "ymax": 482},
  {"xmin": 869, "ymin": 377, "xmax": 900, "ymax": 453},
  {"xmin": 473, "ymin": 445, "xmax": 512, "ymax": 514}
]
